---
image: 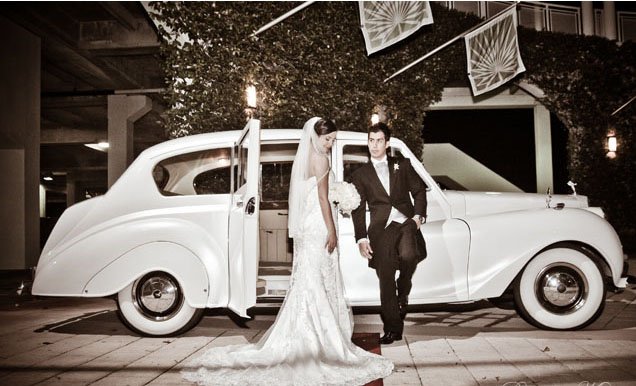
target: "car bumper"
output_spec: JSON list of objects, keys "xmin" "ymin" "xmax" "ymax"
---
[{"xmin": 613, "ymin": 259, "xmax": 631, "ymax": 291}]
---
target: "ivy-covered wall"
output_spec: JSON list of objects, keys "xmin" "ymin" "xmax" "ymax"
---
[
  {"xmin": 150, "ymin": 2, "xmax": 482, "ymax": 148},
  {"xmin": 151, "ymin": 2, "xmax": 635, "ymax": 250},
  {"xmin": 518, "ymin": 29, "xmax": 635, "ymax": 250}
]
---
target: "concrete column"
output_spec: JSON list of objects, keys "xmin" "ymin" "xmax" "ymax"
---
[
  {"xmin": 107, "ymin": 95, "xmax": 152, "ymax": 187},
  {"xmin": 0, "ymin": 17, "xmax": 41, "ymax": 269},
  {"xmin": 603, "ymin": 1, "xmax": 617, "ymax": 40},
  {"xmin": 0, "ymin": 150, "xmax": 25, "ymax": 269},
  {"xmin": 581, "ymin": 1, "xmax": 594, "ymax": 36},
  {"xmin": 534, "ymin": 104, "xmax": 553, "ymax": 194},
  {"xmin": 66, "ymin": 173, "xmax": 78, "ymax": 207}
]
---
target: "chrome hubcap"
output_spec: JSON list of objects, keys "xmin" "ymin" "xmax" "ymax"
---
[
  {"xmin": 535, "ymin": 263, "xmax": 588, "ymax": 314},
  {"xmin": 133, "ymin": 272, "xmax": 183, "ymax": 321},
  {"xmin": 543, "ymin": 272, "xmax": 580, "ymax": 306}
]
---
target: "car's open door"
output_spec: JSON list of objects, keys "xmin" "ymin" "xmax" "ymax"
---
[{"xmin": 227, "ymin": 118, "xmax": 261, "ymax": 317}]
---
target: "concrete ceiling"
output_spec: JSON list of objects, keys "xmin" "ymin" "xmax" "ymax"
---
[{"xmin": 1, "ymin": 2, "xmax": 167, "ymax": 205}]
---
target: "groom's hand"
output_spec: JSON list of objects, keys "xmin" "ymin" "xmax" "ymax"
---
[
  {"xmin": 412, "ymin": 215, "xmax": 423, "ymax": 230},
  {"xmin": 358, "ymin": 241, "xmax": 373, "ymax": 260}
]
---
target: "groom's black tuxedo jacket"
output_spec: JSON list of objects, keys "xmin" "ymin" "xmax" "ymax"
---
[{"xmin": 350, "ymin": 156, "xmax": 427, "ymax": 268}]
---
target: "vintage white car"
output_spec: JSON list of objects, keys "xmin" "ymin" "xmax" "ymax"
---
[{"xmin": 33, "ymin": 119, "xmax": 628, "ymax": 336}]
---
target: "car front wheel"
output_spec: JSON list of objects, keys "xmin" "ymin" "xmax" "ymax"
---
[
  {"xmin": 514, "ymin": 247, "xmax": 606, "ymax": 330},
  {"xmin": 117, "ymin": 271, "xmax": 204, "ymax": 336}
]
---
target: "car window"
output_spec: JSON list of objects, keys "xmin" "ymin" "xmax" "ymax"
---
[
  {"xmin": 344, "ymin": 142, "xmax": 440, "ymax": 195},
  {"xmin": 193, "ymin": 165, "xmax": 234, "ymax": 195},
  {"xmin": 342, "ymin": 145, "xmax": 369, "ymax": 182},
  {"xmin": 393, "ymin": 147, "xmax": 433, "ymax": 192},
  {"xmin": 343, "ymin": 142, "xmax": 445, "ymax": 221},
  {"xmin": 261, "ymin": 162, "xmax": 293, "ymax": 209},
  {"xmin": 236, "ymin": 142, "xmax": 248, "ymax": 189},
  {"xmin": 153, "ymin": 147, "xmax": 232, "ymax": 196},
  {"xmin": 260, "ymin": 142, "xmax": 298, "ymax": 209},
  {"xmin": 391, "ymin": 146, "xmax": 448, "ymax": 221},
  {"xmin": 342, "ymin": 144, "xmax": 407, "ymax": 181},
  {"xmin": 153, "ymin": 164, "xmax": 169, "ymax": 190}
]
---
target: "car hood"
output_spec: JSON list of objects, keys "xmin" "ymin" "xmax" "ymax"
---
[{"xmin": 457, "ymin": 191, "xmax": 592, "ymax": 217}]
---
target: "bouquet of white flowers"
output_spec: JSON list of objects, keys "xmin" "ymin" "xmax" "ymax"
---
[{"xmin": 329, "ymin": 181, "xmax": 361, "ymax": 216}]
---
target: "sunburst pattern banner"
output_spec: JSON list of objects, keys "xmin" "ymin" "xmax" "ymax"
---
[
  {"xmin": 359, "ymin": 1, "xmax": 433, "ymax": 55},
  {"xmin": 464, "ymin": 7, "xmax": 526, "ymax": 96}
]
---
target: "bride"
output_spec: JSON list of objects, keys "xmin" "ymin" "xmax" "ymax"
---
[{"xmin": 182, "ymin": 117, "xmax": 394, "ymax": 385}]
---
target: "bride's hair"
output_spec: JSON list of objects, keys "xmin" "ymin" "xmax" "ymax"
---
[
  {"xmin": 288, "ymin": 117, "xmax": 336, "ymax": 238},
  {"xmin": 314, "ymin": 118, "xmax": 336, "ymax": 136}
]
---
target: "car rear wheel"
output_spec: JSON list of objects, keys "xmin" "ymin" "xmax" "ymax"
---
[
  {"xmin": 514, "ymin": 247, "xmax": 606, "ymax": 330},
  {"xmin": 117, "ymin": 271, "xmax": 204, "ymax": 336}
]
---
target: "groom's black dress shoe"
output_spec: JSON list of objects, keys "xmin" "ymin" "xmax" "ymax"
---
[
  {"xmin": 379, "ymin": 332, "xmax": 402, "ymax": 345},
  {"xmin": 399, "ymin": 302, "xmax": 408, "ymax": 320}
]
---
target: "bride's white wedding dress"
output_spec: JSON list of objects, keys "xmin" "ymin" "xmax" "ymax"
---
[{"xmin": 182, "ymin": 173, "xmax": 394, "ymax": 386}]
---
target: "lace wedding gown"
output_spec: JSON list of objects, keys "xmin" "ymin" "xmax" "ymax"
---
[{"xmin": 182, "ymin": 175, "xmax": 393, "ymax": 386}]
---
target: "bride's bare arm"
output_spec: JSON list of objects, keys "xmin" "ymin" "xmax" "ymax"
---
[{"xmin": 312, "ymin": 153, "xmax": 337, "ymax": 253}]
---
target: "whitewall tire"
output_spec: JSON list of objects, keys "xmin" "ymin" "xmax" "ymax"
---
[
  {"xmin": 514, "ymin": 247, "xmax": 606, "ymax": 330},
  {"xmin": 117, "ymin": 271, "xmax": 204, "ymax": 336}
]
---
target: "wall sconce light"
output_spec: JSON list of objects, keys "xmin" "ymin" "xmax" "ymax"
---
[
  {"xmin": 246, "ymin": 85, "xmax": 257, "ymax": 109},
  {"xmin": 606, "ymin": 132, "xmax": 617, "ymax": 159},
  {"xmin": 43, "ymin": 175, "xmax": 53, "ymax": 182},
  {"xmin": 371, "ymin": 105, "xmax": 389, "ymax": 125},
  {"xmin": 607, "ymin": 134, "xmax": 617, "ymax": 152}
]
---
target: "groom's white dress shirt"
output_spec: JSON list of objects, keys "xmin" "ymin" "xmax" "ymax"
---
[
  {"xmin": 357, "ymin": 156, "xmax": 411, "ymax": 246},
  {"xmin": 370, "ymin": 156, "xmax": 409, "ymax": 227}
]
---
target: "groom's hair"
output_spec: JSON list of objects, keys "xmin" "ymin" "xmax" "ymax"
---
[
  {"xmin": 315, "ymin": 118, "xmax": 337, "ymax": 136},
  {"xmin": 368, "ymin": 122, "xmax": 391, "ymax": 141}
]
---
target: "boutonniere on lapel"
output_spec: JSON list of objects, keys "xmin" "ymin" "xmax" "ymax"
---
[{"xmin": 393, "ymin": 163, "xmax": 399, "ymax": 173}]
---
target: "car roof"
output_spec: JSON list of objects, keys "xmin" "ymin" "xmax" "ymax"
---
[{"xmin": 140, "ymin": 129, "xmax": 370, "ymax": 159}]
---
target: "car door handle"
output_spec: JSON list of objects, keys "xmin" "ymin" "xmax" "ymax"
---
[{"xmin": 245, "ymin": 197, "xmax": 256, "ymax": 215}]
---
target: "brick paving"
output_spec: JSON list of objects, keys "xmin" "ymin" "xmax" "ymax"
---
[{"xmin": 0, "ymin": 267, "xmax": 635, "ymax": 385}]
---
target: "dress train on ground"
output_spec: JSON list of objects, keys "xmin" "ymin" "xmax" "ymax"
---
[{"xmin": 181, "ymin": 177, "xmax": 393, "ymax": 386}]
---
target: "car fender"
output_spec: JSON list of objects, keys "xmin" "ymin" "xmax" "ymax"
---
[
  {"xmin": 465, "ymin": 208, "xmax": 623, "ymax": 299},
  {"xmin": 33, "ymin": 216, "xmax": 228, "ymax": 307},
  {"xmin": 83, "ymin": 241, "xmax": 209, "ymax": 308}
]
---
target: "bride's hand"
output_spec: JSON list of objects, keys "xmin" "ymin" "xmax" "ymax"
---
[{"xmin": 325, "ymin": 231, "xmax": 337, "ymax": 254}]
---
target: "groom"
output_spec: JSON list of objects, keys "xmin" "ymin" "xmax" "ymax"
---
[{"xmin": 350, "ymin": 123, "xmax": 427, "ymax": 345}]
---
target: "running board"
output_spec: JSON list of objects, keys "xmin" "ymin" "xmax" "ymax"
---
[
  {"xmin": 258, "ymin": 275, "xmax": 290, "ymax": 297},
  {"xmin": 257, "ymin": 264, "xmax": 292, "ymax": 297}
]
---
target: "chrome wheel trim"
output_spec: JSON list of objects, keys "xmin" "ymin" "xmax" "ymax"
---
[
  {"xmin": 132, "ymin": 272, "xmax": 184, "ymax": 321},
  {"xmin": 534, "ymin": 262, "xmax": 588, "ymax": 314}
]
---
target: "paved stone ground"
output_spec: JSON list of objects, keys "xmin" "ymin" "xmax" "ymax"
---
[{"xmin": 0, "ymin": 266, "xmax": 635, "ymax": 386}]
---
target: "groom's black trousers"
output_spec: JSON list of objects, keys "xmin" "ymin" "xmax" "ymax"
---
[{"xmin": 374, "ymin": 220, "xmax": 419, "ymax": 335}]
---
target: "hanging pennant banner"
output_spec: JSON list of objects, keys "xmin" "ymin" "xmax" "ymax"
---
[
  {"xmin": 251, "ymin": 1, "xmax": 315, "ymax": 37},
  {"xmin": 464, "ymin": 6, "xmax": 525, "ymax": 96},
  {"xmin": 359, "ymin": 1, "xmax": 433, "ymax": 55}
]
